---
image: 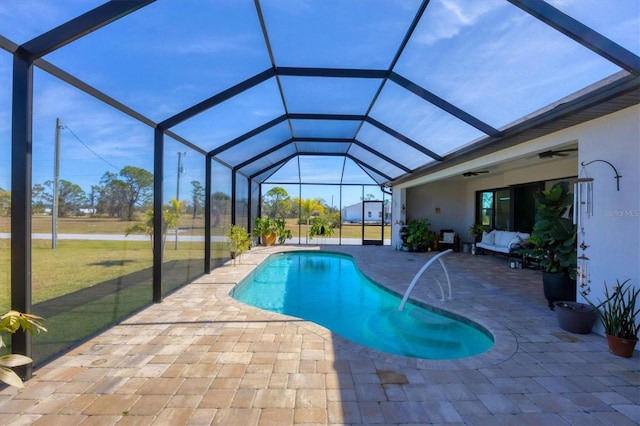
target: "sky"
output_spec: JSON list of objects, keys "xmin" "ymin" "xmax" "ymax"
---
[{"xmin": 1, "ymin": 0, "xmax": 638, "ymax": 208}]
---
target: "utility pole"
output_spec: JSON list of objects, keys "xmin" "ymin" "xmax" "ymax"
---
[
  {"xmin": 52, "ymin": 118, "xmax": 61, "ymax": 249},
  {"xmin": 175, "ymin": 152, "xmax": 186, "ymax": 249}
]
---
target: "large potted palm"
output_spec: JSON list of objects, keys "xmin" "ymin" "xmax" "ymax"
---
[
  {"xmin": 405, "ymin": 219, "xmax": 431, "ymax": 252},
  {"xmin": 530, "ymin": 182, "xmax": 577, "ymax": 309},
  {"xmin": 253, "ymin": 217, "xmax": 291, "ymax": 245},
  {"xmin": 253, "ymin": 217, "xmax": 278, "ymax": 246}
]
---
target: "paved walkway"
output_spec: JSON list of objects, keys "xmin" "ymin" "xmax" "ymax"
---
[{"xmin": 0, "ymin": 246, "xmax": 638, "ymax": 425}]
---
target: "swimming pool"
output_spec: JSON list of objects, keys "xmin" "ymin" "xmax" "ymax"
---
[{"xmin": 231, "ymin": 251, "xmax": 493, "ymax": 359}]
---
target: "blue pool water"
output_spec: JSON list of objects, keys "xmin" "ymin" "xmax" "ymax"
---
[{"xmin": 231, "ymin": 251, "xmax": 493, "ymax": 359}]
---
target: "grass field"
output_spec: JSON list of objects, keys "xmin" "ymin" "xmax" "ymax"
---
[
  {"xmin": 0, "ymin": 216, "xmax": 389, "ymax": 306},
  {"xmin": 0, "ymin": 215, "xmax": 389, "ymax": 307},
  {"xmin": 0, "ymin": 215, "xmax": 390, "ymax": 238},
  {"xmin": 0, "ymin": 238, "xmax": 227, "ymax": 309},
  {"xmin": 0, "ymin": 214, "xmax": 389, "ymax": 363},
  {"xmin": 0, "ymin": 215, "xmax": 212, "ymax": 236},
  {"xmin": 0, "ymin": 236, "xmax": 227, "ymax": 363}
]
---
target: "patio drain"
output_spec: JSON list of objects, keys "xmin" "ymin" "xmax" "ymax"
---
[
  {"xmin": 377, "ymin": 369, "xmax": 409, "ymax": 385},
  {"xmin": 552, "ymin": 333, "xmax": 582, "ymax": 343}
]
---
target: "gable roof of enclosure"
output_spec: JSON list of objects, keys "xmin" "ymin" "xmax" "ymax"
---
[{"xmin": 2, "ymin": 0, "xmax": 639, "ymax": 187}]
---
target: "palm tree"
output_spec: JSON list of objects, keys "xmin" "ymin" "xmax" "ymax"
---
[
  {"xmin": 125, "ymin": 198, "xmax": 181, "ymax": 252},
  {"xmin": 298, "ymin": 197, "xmax": 325, "ymax": 244}
]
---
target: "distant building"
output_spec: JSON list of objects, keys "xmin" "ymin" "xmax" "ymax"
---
[{"xmin": 341, "ymin": 201, "xmax": 390, "ymax": 224}]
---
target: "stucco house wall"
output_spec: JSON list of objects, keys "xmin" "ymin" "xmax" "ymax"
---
[
  {"xmin": 573, "ymin": 106, "xmax": 639, "ymax": 324},
  {"xmin": 392, "ymin": 104, "xmax": 639, "ymax": 334},
  {"xmin": 342, "ymin": 201, "xmax": 389, "ymax": 223},
  {"xmin": 403, "ymin": 154, "xmax": 577, "ymax": 242}
]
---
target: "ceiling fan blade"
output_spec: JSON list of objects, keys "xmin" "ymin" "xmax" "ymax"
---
[
  {"xmin": 538, "ymin": 148, "xmax": 578, "ymax": 158},
  {"xmin": 462, "ymin": 171, "xmax": 489, "ymax": 177}
]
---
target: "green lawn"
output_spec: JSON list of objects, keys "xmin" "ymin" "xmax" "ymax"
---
[
  {"xmin": 0, "ymin": 215, "xmax": 389, "ymax": 239},
  {"xmin": 0, "ymin": 238, "xmax": 227, "ymax": 311},
  {"xmin": 0, "ymin": 236, "xmax": 227, "ymax": 364},
  {"xmin": 282, "ymin": 219, "xmax": 390, "ymax": 239},
  {"xmin": 0, "ymin": 215, "xmax": 209, "ymax": 236},
  {"xmin": 0, "ymin": 216, "xmax": 388, "ymax": 307},
  {"xmin": 0, "ymin": 215, "xmax": 388, "ymax": 362}
]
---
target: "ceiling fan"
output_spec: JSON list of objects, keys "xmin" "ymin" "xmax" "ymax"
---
[
  {"xmin": 462, "ymin": 171, "xmax": 489, "ymax": 177},
  {"xmin": 537, "ymin": 148, "xmax": 578, "ymax": 159}
]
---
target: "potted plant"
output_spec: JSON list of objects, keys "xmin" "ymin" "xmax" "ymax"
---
[
  {"xmin": 225, "ymin": 224, "xmax": 251, "ymax": 263},
  {"xmin": 253, "ymin": 217, "xmax": 291, "ymax": 245},
  {"xmin": 405, "ymin": 218, "xmax": 431, "ymax": 252},
  {"xmin": 1, "ymin": 310, "xmax": 46, "ymax": 388},
  {"xmin": 308, "ymin": 216, "xmax": 333, "ymax": 240},
  {"xmin": 273, "ymin": 218, "xmax": 292, "ymax": 244},
  {"xmin": 469, "ymin": 223, "xmax": 487, "ymax": 243},
  {"xmin": 253, "ymin": 217, "xmax": 277, "ymax": 245},
  {"xmin": 553, "ymin": 301, "xmax": 597, "ymax": 334},
  {"xmin": 585, "ymin": 279, "xmax": 639, "ymax": 358},
  {"xmin": 468, "ymin": 223, "xmax": 488, "ymax": 255},
  {"xmin": 530, "ymin": 182, "xmax": 577, "ymax": 309}
]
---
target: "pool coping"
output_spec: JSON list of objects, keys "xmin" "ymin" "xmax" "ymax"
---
[{"xmin": 224, "ymin": 246, "xmax": 518, "ymax": 371}]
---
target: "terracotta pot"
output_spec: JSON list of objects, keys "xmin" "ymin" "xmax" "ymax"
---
[
  {"xmin": 606, "ymin": 334, "xmax": 638, "ymax": 358},
  {"xmin": 554, "ymin": 301, "xmax": 596, "ymax": 334},
  {"xmin": 263, "ymin": 233, "xmax": 277, "ymax": 246}
]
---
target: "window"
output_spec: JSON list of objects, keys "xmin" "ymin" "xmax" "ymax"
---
[
  {"xmin": 495, "ymin": 189, "xmax": 511, "ymax": 231},
  {"xmin": 476, "ymin": 182, "xmax": 545, "ymax": 232},
  {"xmin": 367, "ymin": 211, "xmax": 372, "ymax": 218},
  {"xmin": 476, "ymin": 188, "xmax": 510, "ymax": 230},
  {"xmin": 478, "ymin": 191, "xmax": 495, "ymax": 228}
]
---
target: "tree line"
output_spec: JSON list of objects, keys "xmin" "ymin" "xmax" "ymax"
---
[
  {"xmin": 261, "ymin": 186, "xmax": 341, "ymax": 229},
  {"xmin": 0, "ymin": 165, "xmax": 208, "ymax": 220}
]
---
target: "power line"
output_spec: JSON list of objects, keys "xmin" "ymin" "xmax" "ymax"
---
[{"xmin": 61, "ymin": 122, "xmax": 121, "ymax": 171}]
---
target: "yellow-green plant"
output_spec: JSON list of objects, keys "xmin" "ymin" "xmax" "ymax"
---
[
  {"xmin": 125, "ymin": 198, "xmax": 181, "ymax": 251},
  {"xmin": 0, "ymin": 311, "xmax": 46, "ymax": 388},
  {"xmin": 225, "ymin": 224, "xmax": 251, "ymax": 260}
]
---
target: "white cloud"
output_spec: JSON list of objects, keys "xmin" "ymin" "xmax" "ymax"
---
[
  {"xmin": 27, "ymin": 78, "xmax": 157, "ymax": 190},
  {"xmin": 415, "ymin": 0, "xmax": 505, "ymax": 46}
]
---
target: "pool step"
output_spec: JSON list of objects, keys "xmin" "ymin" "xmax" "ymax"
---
[{"xmin": 365, "ymin": 308, "xmax": 467, "ymax": 355}]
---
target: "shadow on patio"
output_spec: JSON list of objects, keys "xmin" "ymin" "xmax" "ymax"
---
[{"xmin": 0, "ymin": 246, "xmax": 637, "ymax": 425}]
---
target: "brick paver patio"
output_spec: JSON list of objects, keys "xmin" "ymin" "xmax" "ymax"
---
[{"xmin": 1, "ymin": 245, "xmax": 638, "ymax": 425}]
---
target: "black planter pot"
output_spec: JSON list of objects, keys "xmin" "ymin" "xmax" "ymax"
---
[
  {"xmin": 554, "ymin": 301, "xmax": 597, "ymax": 334},
  {"xmin": 542, "ymin": 272, "xmax": 576, "ymax": 309}
]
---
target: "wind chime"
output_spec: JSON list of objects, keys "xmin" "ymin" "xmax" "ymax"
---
[
  {"xmin": 574, "ymin": 159, "xmax": 622, "ymax": 297},
  {"xmin": 574, "ymin": 169, "xmax": 593, "ymax": 297}
]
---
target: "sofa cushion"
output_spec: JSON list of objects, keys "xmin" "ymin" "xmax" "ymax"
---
[
  {"xmin": 508, "ymin": 236, "xmax": 522, "ymax": 248},
  {"xmin": 476, "ymin": 242, "xmax": 510, "ymax": 253},
  {"xmin": 441, "ymin": 232, "xmax": 455, "ymax": 243},
  {"xmin": 480, "ymin": 231, "xmax": 495, "ymax": 245},
  {"xmin": 495, "ymin": 231, "xmax": 517, "ymax": 247}
]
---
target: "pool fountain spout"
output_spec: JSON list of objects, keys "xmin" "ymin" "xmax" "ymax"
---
[{"xmin": 399, "ymin": 249, "xmax": 453, "ymax": 311}]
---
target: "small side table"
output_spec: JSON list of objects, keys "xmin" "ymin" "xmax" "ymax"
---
[
  {"xmin": 509, "ymin": 249, "xmax": 542, "ymax": 269},
  {"xmin": 508, "ymin": 249, "xmax": 523, "ymax": 269}
]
